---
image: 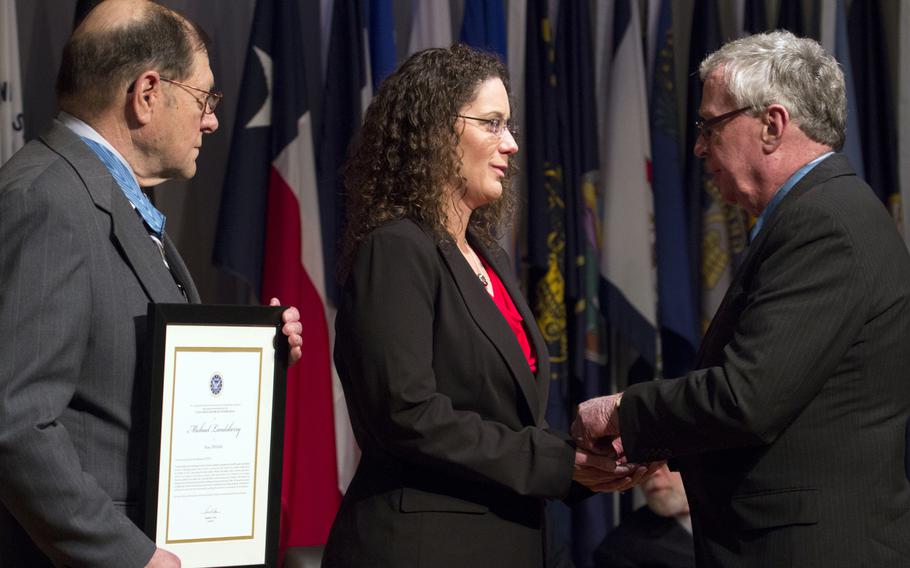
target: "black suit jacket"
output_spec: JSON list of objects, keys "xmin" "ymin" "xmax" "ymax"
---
[
  {"xmin": 322, "ymin": 219, "xmax": 576, "ymax": 568},
  {"xmin": 619, "ymin": 155, "xmax": 910, "ymax": 567},
  {"xmin": 594, "ymin": 507, "xmax": 694, "ymax": 568},
  {"xmin": 0, "ymin": 123, "xmax": 198, "ymax": 567}
]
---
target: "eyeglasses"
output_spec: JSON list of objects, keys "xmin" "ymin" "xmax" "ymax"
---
[
  {"xmin": 694, "ymin": 106, "xmax": 751, "ymax": 141},
  {"xmin": 455, "ymin": 114, "xmax": 519, "ymax": 139},
  {"xmin": 159, "ymin": 76, "xmax": 223, "ymax": 114}
]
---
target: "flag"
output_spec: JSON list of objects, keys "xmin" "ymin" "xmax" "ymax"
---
[
  {"xmin": 524, "ymin": 1, "xmax": 573, "ymax": 560},
  {"xmin": 525, "ymin": 0, "xmax": 567, "ymax": 386},
  {"xmin": 318, "ymin": 0, "xmax": 367, "ymax": 307},
  {"xmin": 650, "ymin": 0, "xmax": 698, "ymax": 378},
  {"xmin": 317, "ymin": 0, "xmax": 367, "ymax": 495},
  {"xmin": 506, "ymin": 0, "xmax": 526, "ymax": 101},
  {"xmin": 408, "ymin": 0, "xmax": 452, "ymax": 54},
  {"xmin": 597, "ymin": 0, "xmax": 663, "ymax": 556},
  {"xmin": 459, "ymin": 0, "xmax": 506, "ymax": 62},
  {"xmin": 556, "ymin": 3, "xmax": 613, "ymax": 565},
  {"xmin": 368, "ymin": 0, "xmax": 396, "ymax": 91},
  {"xmin": 600, "ymin": 0, "xmax": 658, "ymax": 366},
  {"xmin": 594, "ymin": 0, "xmax": 615, "ymax": 120},
  {"xmin": 212, "ymin": 0, "xmax": 340, "ymax": 555},
  {"xmin": 500, "ymin": 0, "xmax": 527, "ymax": 261},
  {"xmin": 592, "ymin": 0, "xmax": 618, "ymax": 380},
  {"xmin": 849, "ymin": 0, "xmax": 900, "ymax": 221},
  {"xmin": 459, "ymin": 0, "xmax": 512, "ymax": 258},
  {"xmin": 832, "ymin": 0, "xmax": 864, "ymax": 180},
  {"xmin": 685, "ymin": 0, "xmax": 749, "ymax": 331},
  {"xmin": 0, "ymin": 0, "xmax": 24, "ymax": 164}
]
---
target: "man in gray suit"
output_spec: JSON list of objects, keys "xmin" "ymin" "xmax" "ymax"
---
[
  {"xmin": 573, "ymin": 31, "xmax": 910, "ymax": 567},
  {"xmin": 0, "ymin": 1, "xmax": 302, "ymax": 566}
]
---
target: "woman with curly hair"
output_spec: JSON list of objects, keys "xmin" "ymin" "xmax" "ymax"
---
[{"xmin": 323, "ymin": 44, "xmax": 645, "ymax": 568}]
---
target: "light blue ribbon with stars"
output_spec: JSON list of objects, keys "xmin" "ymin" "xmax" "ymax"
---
[{"xmin": 79, "ymin": 136, "xmax": 166, "ymax": 236}]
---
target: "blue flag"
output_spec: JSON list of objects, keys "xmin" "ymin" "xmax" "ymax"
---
[
  {"xmin": 525, "ymin": 0, "xmax": 567, "ymax": 385},
  {"xmin": 525, "ymin": 2, "xmax": 574, "ymax": 562},
  {"xmin": 650, "ymin": 0, "xmax": 698, "ymax": 378},
  {"xmin": 318, "ymin": 0, "xmax": 367, "ymax": 305},
  {"xmin": 555, "ymin": 1, "xmax": 615, "ymax": 565},
  {"xmin": 459, "ymin": 0, "xmax": 507, "ymax": 63},
  {"xmin": 368, "ymin": 0, "xmax": 396, "ymax": 90}
]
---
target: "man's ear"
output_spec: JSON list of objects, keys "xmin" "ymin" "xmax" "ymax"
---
[
  {"xmin": 127, "ymin": 71, "xmax": 161, "ymax": 126},
  {"xmin": 761, "ymin": 104, "xmax": 789, "ymax": 153}
]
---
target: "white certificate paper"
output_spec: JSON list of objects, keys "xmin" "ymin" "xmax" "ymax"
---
[{"xmin": 154, "ymin": 324, "xmax": 277, "ymax": 567}]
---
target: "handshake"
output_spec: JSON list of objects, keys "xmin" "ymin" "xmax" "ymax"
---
[{"xmin": 570, "ymin": 393, "xmax": 662, "ymax": 493}]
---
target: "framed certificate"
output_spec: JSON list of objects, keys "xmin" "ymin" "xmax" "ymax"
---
[{"xmin": 144, "ymin": 304, "xmax": 288, "ymax": 568}]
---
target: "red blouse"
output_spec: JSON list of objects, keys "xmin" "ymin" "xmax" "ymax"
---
[{"xmin": 480, "ymin": 256, "xmax": 538, "ymax": 374}]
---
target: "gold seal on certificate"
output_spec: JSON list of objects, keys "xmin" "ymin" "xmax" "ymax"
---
[{"xmin": 145, "ymin": 304, "xmax": 288, "ymax": 568}]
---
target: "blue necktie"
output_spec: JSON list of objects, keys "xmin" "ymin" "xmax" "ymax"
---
[{"xmin": 79, "ymin": 136, "xmax": 166, "ymax": 236}]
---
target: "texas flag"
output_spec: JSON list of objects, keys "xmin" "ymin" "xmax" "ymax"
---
[{"xmin": 213, "ymin": 0, "xmax": 340, "ymax": 556}]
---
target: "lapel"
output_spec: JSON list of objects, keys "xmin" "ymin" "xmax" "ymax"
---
[
  {"xmin": 163, "ymin": 234, "xmax": 201, "ymax": 304},
  {"xmin": 41, "ymin": 122, "xmax": 188, "ymax": 304},
  {"xmin": 472, "ymin": 234, "xmax": 551, "ymax": 419},
  {"xmin": 696, "ymin": 153, "xmax": 855, "ymax": 365},
  {"xmin": 436, "ymin": 231, "xmax": 544, "ymax": 426}
]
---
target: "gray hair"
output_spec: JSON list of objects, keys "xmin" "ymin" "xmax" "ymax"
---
[{"xmin": 699, "ymin": 30, "xmax": 846, "ymax": 150}]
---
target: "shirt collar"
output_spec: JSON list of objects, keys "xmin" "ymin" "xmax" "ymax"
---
[
  {"xmin": 58, "ymin": 111, "xmax": 138, "ymax": 185},
  {"xmin": 750, "ymin": 151, "xmax": 834, "ymax": 241}
]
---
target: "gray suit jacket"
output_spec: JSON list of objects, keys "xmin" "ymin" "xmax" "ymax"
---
[
  {"xmin": 0, "ymin": 122, "xmax": 199, "ymax": 567},
  {"xmin": 619, "ymin": 154, "xmax": 910, "ymax": 567}
]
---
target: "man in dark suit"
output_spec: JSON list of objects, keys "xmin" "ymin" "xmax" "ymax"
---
[
  {"xmin": 573, "ymin": 30, "xmax": 910, "ymax": 567},
  {"xmin": 0, "ymin": 2, "xmax": 301, "ymax": 567},
  {"xmin": 594, "ymin": 464, "xmax": 694, "ymax": 568}
]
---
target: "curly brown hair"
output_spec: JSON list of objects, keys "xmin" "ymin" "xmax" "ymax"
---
[{"xmin": 339, "ymin": 43, "xmax": 517, "ymax": 281}]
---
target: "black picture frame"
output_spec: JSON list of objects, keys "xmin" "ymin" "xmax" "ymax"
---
[{"xmin": 144, "ymin": 303, "xmax": 288, "ymax": 568}]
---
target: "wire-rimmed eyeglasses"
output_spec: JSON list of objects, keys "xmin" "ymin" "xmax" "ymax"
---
[
  {"xmin": 694, "ymin": 106, "xmax": 751, "ymax": 141},
  {"xmin": 159, "ymin": 76, "xmax": 223, "ymax": 114},
  {"xmin": 455, "ymin": 114, "xmax": 519, "ymax": 139}
]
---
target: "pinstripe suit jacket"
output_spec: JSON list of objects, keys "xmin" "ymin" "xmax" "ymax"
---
[
  {"xmin": 0, "ymin": 123, "xmax": 199, "ymax": 567},
  {"xmin": 619, "ymin": 154, "xmax": 910, "ymax": 567}
]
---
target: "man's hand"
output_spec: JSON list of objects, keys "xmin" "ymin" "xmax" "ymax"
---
[
  {"xmin": 269, "ymin": 298, "xmax": 303, "ymax": 365},
  {"xmin": 572, "ymin": 445, "xmax": 656, "ymax": 493},
  {"xmin": 571, "ymin": 393, "xmax": 623, "ymax": 452},
  {"xmin": 145, "ymin": 548, "xmax": 180, "ymax": 568}
]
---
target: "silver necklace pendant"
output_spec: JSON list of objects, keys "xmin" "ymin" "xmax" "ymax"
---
[{"xmin": 477, "ymin": 272, "xmax": 489, "ymax": 287}]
